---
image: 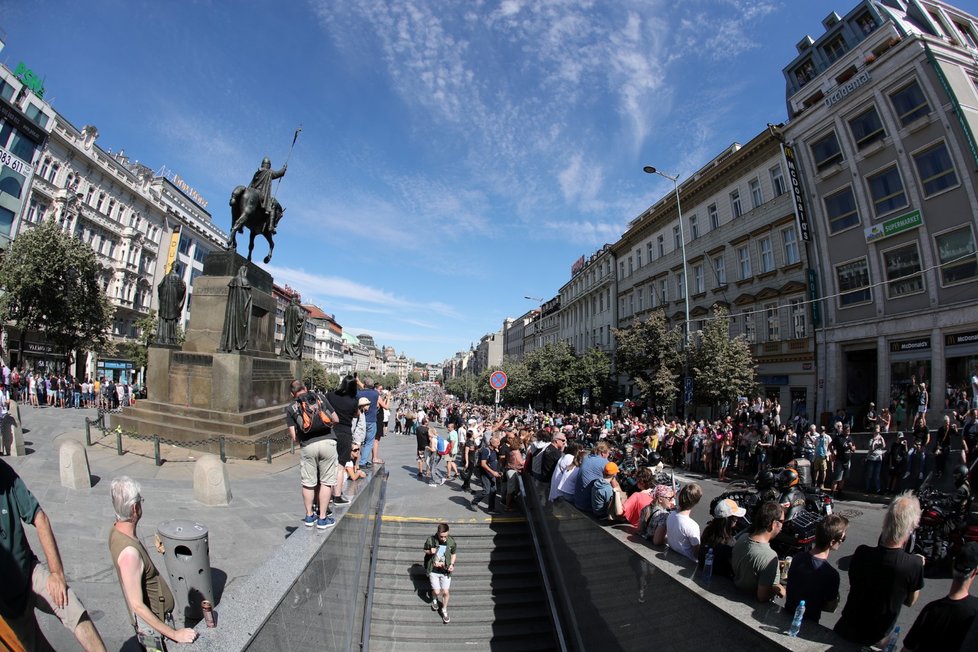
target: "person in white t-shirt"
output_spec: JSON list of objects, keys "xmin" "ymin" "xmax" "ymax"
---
[
  {"xmin": 971, "ymin": 363, "xmax": 978, "ymax": 410},
  {"xmin": 666, "ymin": 482, "xmax": 703, "ymax": 561}
]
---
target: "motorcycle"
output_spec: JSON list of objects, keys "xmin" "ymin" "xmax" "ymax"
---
[
  {"xmin": 908, "ymin": 485, "xmax": 978, "ymax": 575},
  {"xmin": 710, "ymin": 466, "xmax": 831, "ymax": 558}
]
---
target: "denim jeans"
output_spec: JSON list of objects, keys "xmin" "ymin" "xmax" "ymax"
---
[
  {"xmin": 363, "ymin": 422, "xmax": 377, "ymax": 461},
  {"xmin": 472, "ymin": 473, "xmax": 497, "ymax": 511},
  {"xmin": 426, "ymin": 451, "xmax": 442, "ymax": 483},
  {"xmin": 865, "ymin": 458, "xmax": 882, "ymax": 493}
]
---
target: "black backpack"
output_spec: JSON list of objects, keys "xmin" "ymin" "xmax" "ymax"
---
[{"xmin": 295, "ymin": 393, "xmax": 333, "ymax": 439}]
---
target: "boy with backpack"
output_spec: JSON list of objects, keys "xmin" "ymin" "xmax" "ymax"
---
[{"xmin": 285, "ymin": 380, "xmax": 340, "ymax": 529}]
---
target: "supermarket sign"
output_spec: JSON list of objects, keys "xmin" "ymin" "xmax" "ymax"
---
[{"xmin": 865, "ymin": 210, "xmax": 921, "ymax": 243}]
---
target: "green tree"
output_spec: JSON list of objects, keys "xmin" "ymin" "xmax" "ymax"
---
[
  {"xmin": 406, "ymin": 370, "xmax": 422, "ymax": 384},
  {"xmin": 376, "ymin": 372, "xmax": 401, "ymax": 389},
  {"xmin": 323, "ymin": 372, "xmax": 341, "ymax": 391},
  {"xmin": 523, "ymin": 342, "xmax": 578, "ymax": 409},
  {"xmin": 689, "ymin": 304, "xmax": 757, "ymax": 413},
  {"xmin": 0, "ymin": 220, "xmax": 113, "ymax": 366},
  {"xmin": 302, "ymin": 359, "xmax": 328, "ymax": 391},
  {"xmin": 613, "ymin": 310, "xmax": 682, "ymax": 411},
  {"xmin": 571, "ymin": 347, "xmax": 613, "ymax": 410}
]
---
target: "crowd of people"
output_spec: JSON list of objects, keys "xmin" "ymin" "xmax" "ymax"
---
[{"xmin": 0, "ymin": 362, "xmax": 141, "ymax": 412}]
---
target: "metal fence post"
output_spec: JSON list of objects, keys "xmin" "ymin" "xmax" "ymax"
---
[
  {"xmin": 153, "ymin": 435, "xmax": 162, "ymax": 467},
  {"xmin": 116, "ymin": 429, "xmax": 124, "ymax": 456},
  {"xmin": 219, "ymin": 436, "xmax": 227, "ymax": 463},
  {"xmin": 266, "ymin": 438, "xmax": 272, "ymax": 464},
  {"xmin": 84, "ymin": 419, "xmax": 92, "ymax": 447}
]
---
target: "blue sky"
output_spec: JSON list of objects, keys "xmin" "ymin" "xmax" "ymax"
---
[{"xmin": 2, "ymin": 1, "xmax": 866, "ymax": 364}]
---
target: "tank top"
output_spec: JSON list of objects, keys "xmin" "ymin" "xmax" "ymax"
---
[{"xmin": 108, "ymin": 528, "xmax": 175, "ymax": 626}]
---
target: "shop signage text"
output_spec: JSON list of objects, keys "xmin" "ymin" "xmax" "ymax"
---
[
  {"xmin": 571, "ymin": 255, "xmax": 585, "ymax": 276},
  {"xmin": 889, "ymin": 337, "xmax": 930, "ymax": 353},
  {"xmin": 824, "ymin": 70, "xmax": 871, "ymax": 108},
  {"xmin": 946, "ymin": 330, "xmax": 978, "ymax": 347},
  {"xmin": 14, "ymin": 61, "xmax": 45, "ymax": 99},
  {"xmin": 782, "ymin": 144, "xmax": 811, "ymax": 242},
  {"xmin": 865, "ymin": 210, "xmax": 922, "ymax": 243}
]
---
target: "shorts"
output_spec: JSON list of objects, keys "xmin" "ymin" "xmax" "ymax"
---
[
  {"xmin": 832, "ymin": 460, "xmax": 849, "ymax": 483},
  {"xmin": 299, "ymin": 438, "xmax": 337, "ymax": 488},
  {"xmin": 417, "ymin": 449, "xmax": 428, "ymax": 462},
  {"xmin": 813, "ymin": 456, "xmax": 828, "ymax": 473},
  {"xmin": 505, "ymin": 469, "xmax": 520, "ymax": 495},
  {"xmin": 917, "ymin": 406, "xmax": 927, "ymax": 415},
  {"xmin": 429, "ymin": 572, "xmax": 451, "ymax": 591},
  {"xmin": 336, "ymin": 436, "xmax": 352, "ymax": 466},
  {"xmin": 376, "ymin": 419, "xmax": 385, "ymax": 440},
  {"xmin": 6, "ymin": 561, "xmax": 89, "ymax": 648}
]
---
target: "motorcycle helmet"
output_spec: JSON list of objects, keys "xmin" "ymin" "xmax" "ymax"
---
[
  {"xmin": 646, "ymin": 450, "xmax": 662, "ymax": 467},
  {"xmin": 776, "ymin": 467, "xmax": 800, "ymax": 490},
  {"xmin": 756, "ymin": 469, "xmax": 776, "ymax": 491},
  {"xmin": 953, "ymin": 464, "xmax": 969, "ymax": 485}
]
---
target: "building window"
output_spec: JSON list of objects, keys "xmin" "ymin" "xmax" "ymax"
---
[
  {"xmin": 714, "ymin": 256, "xmax": 726, "ymax": 285},
  {"xmin": 619, "ymin": 262, "xmax": 625, "ymax": 279},
  {"xmin": 935, "ymin": 226, "xmax": 978, "ymax": 286},
  {"xmin": 738, "ymin": 245, "xmax": 752, "ymax": 280},
  {"xmin": 790, "ymin": 299, "xmax": 807, "ymax": 339},
  {"xmin": 673, "ymin": 225, "xmax": 681, "ymax": 252},
  {"xmin": 628, "ymin": 256, "xmax": 633, "ymax": 275},
  {"xmin": 38, "ymin": 158, "xmax": 50, "ymax": 180},
  {"xmin": 856, "ymin": 12, "xmax": 877, "ymax": 35},
  {"xmin": 913, "ymin": 141, "xmax": 958, "ymax": 197},
  {"xmin": 954, "ymin": 20, "xmax": 978, "ymax": 49},
  {"xmin": 95, "ymin": 193, "xmax": 106, "ymax": 213},
  {"xmin": 744, "ymin": 312, "xmax": 756, "ymax": 343},
  {"xmin": 883, "ymin": 242, "xmax": 924, "ymax": 298},
  {"xmin": 0, "ymin": 169, "xmax": 25, "ymax": 199},
  {"xmin": 708, "ymin": 203, "xmax": 719, "ymax": 229},
  {"xmin": 836, "ymin": 258, "xmax": 872, "ymax": 306},
  {"xmin": 867, "ymin": 165, "xmax": 908, "ymax": 215},
  {"xmin": 85, "ymin": 186, "xmax": 95, "ymax": 205},
  {"xmin": 178, "ymin": 235, "xmax": 192, "ymax": 254},
  {"xmin": 25, "ymin": 198, "xmax": 46, "ymax": 224},
  {"xmin": 823, "ymin": 35, "xmax": 848, "ymax": 63},
  {"xmin": 848, "ymin": 106, "xmax": 886, "ymax": 150},
  {"xmin": 47, "ymin": 163, "xmax": 60, "ymax": 184},
  {"xmin": 693, "ymin": 264, "xmax": 704, "ymax": 294},
  {"xmin": 660, "ymin": 279, "xmax": 668, "ymax": 305},
  {"xmin": 771, "ymin": 165, "xmax": 786, "ymax": 197},
  {"xmin": 730, "ymin": 189, "xmax": 743, "ymax": 218},
  {"xmin": 765, "ymin": 303, "xmax": 781, "ymax": 341},
  {"xmin": 689, "ymin": 214, "xmax": 698, "ymax": 239},
  {"xmin": 649, "ymin": 284, "xmax": 657, "ymax": 308},
  {"xmin": 794, "ymin": 58, "xmax": 816, "ymax": 87},
  {"xmin": 750, "ymin": 178, "xmax": 763, "ymax": 208},
  {"xmin": 636, "ymin": 248, "xmax": 642, "ymax": 268},
  {"xmin": 646, "ymin": 242, "xmax": 654, "ymax": 261},
  {"xmin": 637, "ymin": 287, "xmax": 643, "ymax": 311},
  {"xmin": 824, "ymin": 186, "xmax": 860, "ymax": 233},
  {"xmin": 657, "ymin": 235, "xmax": 665, "ymax": 257},
  {"xmin": 759, "ymin": 237, "xmax": 774, "ymax": 273},
  {"xmin": 811, "ymin": 131, "xmax": 843, "ymax": 171},
  {"xmin": 889, "ymin": 80, "xmax": 930, "ymax": 126},
  {"xmin": 676, "ymin": 273, "xmax": 685, "ymax": 300},
  {"xmin": 783, "ymin": 226, "xmax": 800, "ymax": 265}
]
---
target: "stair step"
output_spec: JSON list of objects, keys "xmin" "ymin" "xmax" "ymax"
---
[
  {"xmin": 367, "ymin": 617, "xmax": 555, "ymax": 642},
  {"xmin": 373, "ymin": 561, "xmax": 538, "ymax": 580},
  {"xmin": 373, "ymin": 573, "xmax": 543, "ymax": 593},
  {"xmin": 370, "ymin": 604, "xmax": 542, "ymax": 626},
  {"xmin": 371, "ymin": 588, "xmax": 546, "ymax": 609},
  {"xmin": 367, "ymin": 636, "xmax": 558, "ymax": 652},
  {"xmin": 374, "ymin": 547, "xmax": 533, "ymax": 564}
]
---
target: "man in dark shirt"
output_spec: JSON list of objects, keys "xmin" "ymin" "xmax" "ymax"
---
[
  {"xmin": 785, "ymin": 514, "xmax": 848, "ymax": 623},
  {"xmin": 285, "ymin": 380, "xmax": 340, "ymax": 529},
  {"xmin": 470, "ymin": 434, "xmax": 501, "ymax": 513},
  {"xmin": 415, "ymin": 418, "xmax": 431, "ymax": 479},
  {"xmin": 356, "ymin": 379, "xmax": 380, "ymax": 467},
  {"xmin": 835, "ymin": 492, "xmax": 924, "ymax": 646},
  {"xmin": 540, "ymin": 433, "xmax": 566, "ymax": 483},
  {"xmin": 830, "ymin": 424, "xmax": 855, "ymax": 498},
  {"xmin": 903, "ymin": 542, "xmax": 978, "ymax": 652}
]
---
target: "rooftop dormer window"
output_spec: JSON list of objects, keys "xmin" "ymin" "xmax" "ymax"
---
[
  {"xmin": 856, "ymin": 12, "xmax": 877, "ymax": 36},
  {"xmin": 794, "ymin": 59, "xmax": 816, "ymax": 87},
  {"xmin": 823, "ymin": 35, "xmax": 848, "ymax": 63}
]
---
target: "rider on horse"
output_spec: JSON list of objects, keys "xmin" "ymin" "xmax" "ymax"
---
[{"xmin": 248, "ymin": 157, "xmax": 286, "ymax": 234}]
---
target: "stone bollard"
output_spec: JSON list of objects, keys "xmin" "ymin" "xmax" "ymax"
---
[
  {"xmin": 193, "ymin": 454, "xmax": 231, "ymax": 506},
  {"xmin": 4, "ymin": 401, "xmax": 25, "ymax": 456},
  {"xmin": 59, "ymin": 440, "xmax": 93, "ymax": 489}
]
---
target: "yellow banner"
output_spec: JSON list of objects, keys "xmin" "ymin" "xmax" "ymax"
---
[{"xmin": 164, "ymin": 226, "xmax": 181, "ymax": 274}]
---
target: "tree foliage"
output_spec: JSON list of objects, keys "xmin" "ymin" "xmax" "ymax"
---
[
  {"xmin": 406, "ymin": 371, "xmax": 422, "ymax": 384},
  {"xmin": 689, "ymin": 305, "xmax": 757, "ymax": 411},
  {"xmin": 613, "ymin": 310, "xmax": 682, "ymax": 410},
  {"xmin": 302, "ymin": 359, "xmax": 328, "ymax": 391},
  {"xmin": 0, "ymin": 220, "xmax": 113, "ymax": 365}
]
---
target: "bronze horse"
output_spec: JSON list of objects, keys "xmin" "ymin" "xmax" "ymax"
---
[{"xmin": 227, "ymin": 186, "xmax": 282, "ymax": 264}]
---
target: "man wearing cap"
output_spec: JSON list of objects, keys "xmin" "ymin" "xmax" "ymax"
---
[
  {"xmin": 591, "ymin": 462, "xmax": 623, "ymax": 520},
  {"xmin": 784, "ymin": 514, "xmax": 849, "ymax": 623},
  {"xmin": 902, "ymin": 542, "xmax": 978, "ymax": 652}
]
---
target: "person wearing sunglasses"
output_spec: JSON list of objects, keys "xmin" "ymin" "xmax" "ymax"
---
[{"xmin": 784, "ymin": 514, "xmax": 849, "ymax": 624}]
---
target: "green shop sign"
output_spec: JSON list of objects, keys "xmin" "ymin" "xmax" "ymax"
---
[
  {"xmin": 864, "ymin": 210, "xmax": 921, "ymax": 243},
  {"xmin": 14, "ymin": 61, "xmax": 45, "ymax": 99}
]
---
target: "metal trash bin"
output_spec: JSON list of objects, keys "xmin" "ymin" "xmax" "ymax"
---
[{"xmin": 156, "ymin": 519, "xmax": 213, "ymax": 626}]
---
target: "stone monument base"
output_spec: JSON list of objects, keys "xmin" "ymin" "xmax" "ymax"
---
[{"xmin": 110, "ymin": 252, "xmax": 300, "ymax": 459}]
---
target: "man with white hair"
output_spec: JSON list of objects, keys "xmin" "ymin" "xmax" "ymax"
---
[
  {"xmin": 0, "ymin": 459, "xmax": 106, "ymax": 651},
  {"xmin": 834, "ymin": 491, "xmax": 924, "ymax": 646},
  {"xmin": 108, "ymin": 476, "xmax": 198, "ymax": 648}
]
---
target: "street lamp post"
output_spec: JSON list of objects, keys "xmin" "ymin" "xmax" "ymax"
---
[
  {"xmin": 644, "ymin": 165, "xmax": 691, "ymax": 414},
  {"xmin": 525, "ymin": 295, "xmax": 544, "ymax": 351}
]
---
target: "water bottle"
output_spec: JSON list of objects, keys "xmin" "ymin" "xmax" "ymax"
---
[
  {"xmin": 787, "ymin": 600, "xmax": 805, "ymax": 637},
  {"xmin": 703, "ymin": 547, "xmax": 714, "ymax": 583},
  {"xmin": 882, "ymin": 626, "xmax": 900, "ymax": 652}
]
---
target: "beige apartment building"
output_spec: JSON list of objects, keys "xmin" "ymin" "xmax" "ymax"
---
[{"xmin": 614, "ymin": 129, "xmax": 816, "ymax": 418}]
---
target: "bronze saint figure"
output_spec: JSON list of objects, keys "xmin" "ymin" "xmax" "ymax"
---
[
  {"xmin": 227, "ymin": 157, "xmax": 287, "ymax": 264},
  {"xmin": 281, "ymin": 296, "xmax": 305, "ymax": 360},
  {"xmin": 219, "ymin": 266, "xmax": 253, "ymax": 352},
  {"xmin": 155, "ymin": 269, "xmax": 187, "ymax": 346}
]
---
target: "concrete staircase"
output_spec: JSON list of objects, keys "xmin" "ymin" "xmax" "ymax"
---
[{"xmin": 367, "ymin": 518, "xmax": 559, "ymax": 651}]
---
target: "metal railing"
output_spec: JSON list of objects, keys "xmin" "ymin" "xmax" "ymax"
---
[{"xmin": 359, "ymin": 470, "xmax": 390, "ymax": 652}]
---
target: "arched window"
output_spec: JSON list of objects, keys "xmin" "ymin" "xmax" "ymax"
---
[{"xmin": 47, "ymin": 163, "xmax": 60, "ymax": 183}]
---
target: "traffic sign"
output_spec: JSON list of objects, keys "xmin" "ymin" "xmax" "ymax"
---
[{"xmin": 489, "ymin": 370, "xmax": 508, "ymax": 390}]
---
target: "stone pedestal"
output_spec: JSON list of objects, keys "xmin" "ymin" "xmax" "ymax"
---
[
  {"xmin": 59, "ymin": 440, "xmax": 92, "ymax": 489},
  {"xmin": 194, "ymin": 455, "xmax": 232, "ymax": 506},
  {"xmin": 112, "ymin": 252, "xmax": 299, "ymax": 459}
]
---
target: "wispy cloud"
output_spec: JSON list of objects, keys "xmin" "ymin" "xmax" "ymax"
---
[{"xmin": 266, "ymin": 264, "xmax": 462, "ymax": 319}]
